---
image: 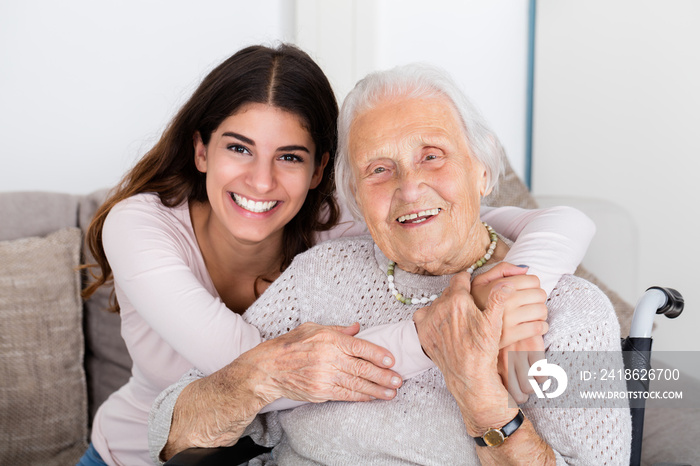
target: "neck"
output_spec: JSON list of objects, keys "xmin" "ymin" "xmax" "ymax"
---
[
  {"xmin": 190, "ymin": 201, "xmax": 284, "ymax": 282},
  {"xmin": 398, "ymin": 221, "xmax": 507, "ymax": 276}
]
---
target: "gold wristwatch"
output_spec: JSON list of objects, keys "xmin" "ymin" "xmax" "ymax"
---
[{"xmin": 472, "ymin": 409, "xmax": 525, "ymax": 447}]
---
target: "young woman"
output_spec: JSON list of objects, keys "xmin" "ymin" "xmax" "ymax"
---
[{"xmin": 79, "ymin": 44, "xmax": 594, "ymax": 466}]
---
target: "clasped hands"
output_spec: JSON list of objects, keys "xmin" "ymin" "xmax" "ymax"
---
[{"xmin": 413, "ymin": 262, "xmax": 548, "ymax": 411}]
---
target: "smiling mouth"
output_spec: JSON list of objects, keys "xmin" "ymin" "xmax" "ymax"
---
[
  {"xmin": 397, "ymin": 208, "xmax": 441, "ymax": 224},
  {"xmin": 231, "ymin": 193, "xmax": 279, "ymax": 213}
]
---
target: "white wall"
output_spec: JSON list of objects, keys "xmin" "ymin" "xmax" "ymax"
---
[
  {"xmin": 0, "ymin": 0, "xmax": 295, "ymax": 194},
  {"xmin": 296, "ymin": 0, "xmax": 531, "ymax": 179},
  {"xmin": 0, "ymin": 0, "xmax": 530, "ymax": 195},
  {"xmin": 8, "ymin": 1, "xmax": 691, "ymax": 375},
  {"xmin": 532, "ymin": 0, "xmax": 700, "ymax": 378}
]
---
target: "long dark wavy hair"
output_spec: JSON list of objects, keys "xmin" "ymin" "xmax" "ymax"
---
[{"xmin": 82, "ymin": 44, "xmax": 340, "ymax": 311}]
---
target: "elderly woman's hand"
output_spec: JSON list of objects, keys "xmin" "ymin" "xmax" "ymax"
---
[
  {"xmin": 162, "ymin": 322, "xmax": 403, "ymax": 458},
  {"xmin": 242, "ymin": 321, "xmax": 402, "ymax": 405},
  {"xmin": 413, "ymin": 272, "xmax": 518, "ymax": 436}
]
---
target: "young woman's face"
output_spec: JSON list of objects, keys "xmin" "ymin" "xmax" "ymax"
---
[{"xmin": 195, "ymin": 103, "xmax": 327, "ymax": 246}]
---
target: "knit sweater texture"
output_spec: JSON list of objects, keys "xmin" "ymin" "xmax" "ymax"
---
[{"xmin": 150, "ymin": 236, "xmax": 631, "ymax": 465}]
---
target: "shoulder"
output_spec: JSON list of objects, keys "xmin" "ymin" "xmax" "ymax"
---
[
  {"xmin": 544, "ymin": 274, "xmax": 622, "ymax": 351},
  {"xmin": 108, "ymin": 192, "xmax": 177, "ymax": 217},
  {"xmin": 105, "ymin": 193, "xmax": 188, "ymax": 233},
  {"xmin": 289, "ymin": 235, "xmax": 376, "ymax": 270},
  {"xmin": 103, "ymin": 193, "xmax": 194, "ymax": 255},
  {"xmin": 260, "ymin": 236, "xmax": 377, "ymax": 306}
]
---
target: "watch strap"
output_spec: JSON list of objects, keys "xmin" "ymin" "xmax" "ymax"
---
[{"xmin": 473, "ymin": 409, "xmax": 525, "ymax": 447}]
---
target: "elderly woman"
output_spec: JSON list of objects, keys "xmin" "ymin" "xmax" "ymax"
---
[{"xmin": 151, "ymin": 65, "xmax": 631, "ymax": 465}]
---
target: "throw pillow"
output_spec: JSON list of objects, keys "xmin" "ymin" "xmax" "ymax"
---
[{"xmin": 0, "ymin": 228, "xmax": 88, "ymax": 465}]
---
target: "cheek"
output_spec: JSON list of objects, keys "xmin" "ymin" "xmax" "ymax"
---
[
  {"xmin": 357, "ymin": 184, "xmax": 391, "ymax": 223},
  {"xmin": 284, "ymin": 170, "xmax": 316, "ymax": 204}
]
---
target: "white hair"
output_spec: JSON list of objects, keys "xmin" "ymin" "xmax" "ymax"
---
[{"xmin": 335, "ymin": 63, "xmax": 505, "ymax": 220}]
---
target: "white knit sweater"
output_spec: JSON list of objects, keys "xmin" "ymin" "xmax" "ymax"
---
[{"xmin": 150, "ymin": 236, "xmax": 631, "ymax": 465}]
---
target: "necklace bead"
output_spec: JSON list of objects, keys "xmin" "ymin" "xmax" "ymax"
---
[{"xmin": 386, "ymin": 222, "xmax": 498, "ymax": 305}]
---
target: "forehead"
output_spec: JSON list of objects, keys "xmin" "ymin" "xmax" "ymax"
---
[{"xmin": 348, "ymin": 95, "xmax": 465, "ymax": 158}]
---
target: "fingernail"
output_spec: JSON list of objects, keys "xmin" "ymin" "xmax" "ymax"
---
[
  {"xmin": 385, "ymin": 389, "xmax": 395, "ymax": 398},
  {"xmin": 383, "ymin": 356, "xmax": 393, "ymax": 366},
  {"xmin": 500, "ymin": 284, "xmax": 516, "ymax": 295},
  {"xmin": 516, "ymin": 264, "xmax": 529, "ymax": 268},
  {"xmin": 391, "ymin": 376, "xmax": 401, "ymax": 386}
]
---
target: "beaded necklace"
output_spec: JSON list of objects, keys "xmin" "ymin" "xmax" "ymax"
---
[{"xmin": 386, "ymin": 222, "xmax": 498, "ymax": 305}]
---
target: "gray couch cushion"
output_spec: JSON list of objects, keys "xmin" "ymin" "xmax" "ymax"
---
[
  {"xmin": 0, "ymin": 228, "xmax": 88, "ymax": 464},
  {"xmin": 0, "ymin": 191, "xmax": 80, "ymax": 241},
  {"xmin": 0, "ymin": 189, "xmax": 132, "ymax": 425}
]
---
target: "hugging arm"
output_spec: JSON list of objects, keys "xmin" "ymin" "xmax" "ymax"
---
[
  {"xmin": 363, "ymin": 205, "xmax": 595, "ymax": 381},
  {"xmin": 103, "ymin": 200, "xmax": 263, "ymax": 375},
  {"xmin": 106, "ymin": 198, "xmax": 588, "ymax": 380},
  {"xmin": 149, "ymin": 206, "xmax": 594, "ymax": 460},
  {"xmin": 481, "ymin": 205, "xmax": 595, "ymax": 294},
  {"xmin": 151, "ymin": 321, "xmax": 402, "ymax": 463}
]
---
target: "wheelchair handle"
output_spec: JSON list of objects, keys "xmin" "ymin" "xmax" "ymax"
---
[{"xmin": 628, "ymin": 287, "xmax": 684, "ymax": 338}]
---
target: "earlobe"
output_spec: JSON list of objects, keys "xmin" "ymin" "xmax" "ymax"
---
[
  {"xmin": 479, "ymin": 167, "xmax": 490, "ymax": 197},
  {"xmin": 193, "ymin": 132, "xmax": 207, "ymax": 173},
  {"xmin": 309, "ymin": 152, "xmax": 330, "ymax": 189}
]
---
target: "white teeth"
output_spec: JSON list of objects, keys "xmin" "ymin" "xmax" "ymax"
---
[
  {"xmin": 397, "ymin": 208, "xmax": 440, "ymax": 223},
  {"xmin": 232, "ymin": 193, "xmax": 278, "ymax": 213}
]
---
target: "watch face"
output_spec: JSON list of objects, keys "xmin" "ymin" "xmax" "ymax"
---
[{"xmin": 483, "ymin": 429, "xmax": 505, "ymax": 447}]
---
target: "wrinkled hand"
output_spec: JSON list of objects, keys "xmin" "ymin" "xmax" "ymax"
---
[
  {"xmin": 163, "ymin": 322, "xmax": 400, "ymax": 459},
  {"xmin": 242, "ymin": 322, "xmax": 402, "ymax": 405},
  {"xmin": 413, "ymin": 272, "xmax": 515, "ymax": 435},
  {"xmin": 472, "ymin": 263, "xmax": 548, "ymax": 403}
]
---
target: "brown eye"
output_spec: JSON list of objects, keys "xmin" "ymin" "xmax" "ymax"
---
[
  {"xmin": 228, "ymin": 144, "xmax": 250, "ymax": 154},
  {"xmin": 373, "ymin": 167, "xmax": 386, "ymax": 174},
  {"xmin": 279, "ymin": 154, "xmax": 303, "ymax": 163}
]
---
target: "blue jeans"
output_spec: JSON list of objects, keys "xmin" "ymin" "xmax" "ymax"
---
[{"xmin": 76, "ymin": 443, "xmax": 108, "ymax": 466}]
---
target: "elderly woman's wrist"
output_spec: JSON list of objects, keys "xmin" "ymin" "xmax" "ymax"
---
[
  {"xmin": 222, "ymin": 355, "xmax": 283, "ymax": 409},
  {"xmin": 451, "ymin": 380, "xmax": 518, "ymax": 437},
  {"xmin": 461, "ymin": 405, "xmax": 522, "ymax": 438},
  {"xmin": 162, "ymin": 371, "xmax": 261, "ymax": 460}
]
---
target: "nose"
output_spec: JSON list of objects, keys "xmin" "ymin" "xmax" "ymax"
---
[
  {"xmin": 247, "ymin": 158, "xmax": 276, "ymax": 194},
  {"xmin": 395, "ymin": 168, "xmax": 426, "ymax": 203}
]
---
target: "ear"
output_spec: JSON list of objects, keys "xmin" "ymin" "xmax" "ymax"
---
[
  {"xmin": 309, "ymin": 151, "xmax": 330, "ymax": 189},
  {"xmin": 478, "ymin": 164, "xmax": 491, "ymax": 198},
  {"xmin": 193, "ymin": 132, "xmax": 208, "ymax": 173}
]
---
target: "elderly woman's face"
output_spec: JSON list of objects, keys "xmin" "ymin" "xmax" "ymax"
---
[{"xmin": 349, "ymin": 95, "xmax": 488, "ymax": 275}]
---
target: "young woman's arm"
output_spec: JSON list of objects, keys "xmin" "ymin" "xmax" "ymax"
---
[
  {"xmin": 480, "ymin": 205, "xmax": 595, "ymax": 294},
  {"xmin": 102, "ymin": 197, "xmax": 262, "ymax": 375},
  {"xmin": 321, "ymin": 203, "xmax": 596, "ymax": 295},
  {"xmin": 105, "ymin": 197, "xmax": 399, "ymax": 415},
  {"xmin": 259, "ymin": 204, "xmax": 594, "ymax": 395},
  {"xmin": 359, "ymin": 205, "xmax": 595, "ymax": 383}
]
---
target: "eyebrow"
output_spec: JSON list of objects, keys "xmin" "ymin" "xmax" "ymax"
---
[
  {"xmin": 277, "ymin": 145, "xmax": 311, "ymax": 153},
  {"xmin": 221, "ymin": 132, "xmax": 310, "ymax": 153},
  {"xmin": 222, "ymin": 132, "xmax": 255, "ymax": 146}
]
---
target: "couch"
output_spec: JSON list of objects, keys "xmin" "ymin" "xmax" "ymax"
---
[
  {"xmin": 1, "ymin": 165, "xmax": 698, "ymax": 465},
  {"xmin": 0, "ymin": 189, "xmax": 131, "ymax": 465}
]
